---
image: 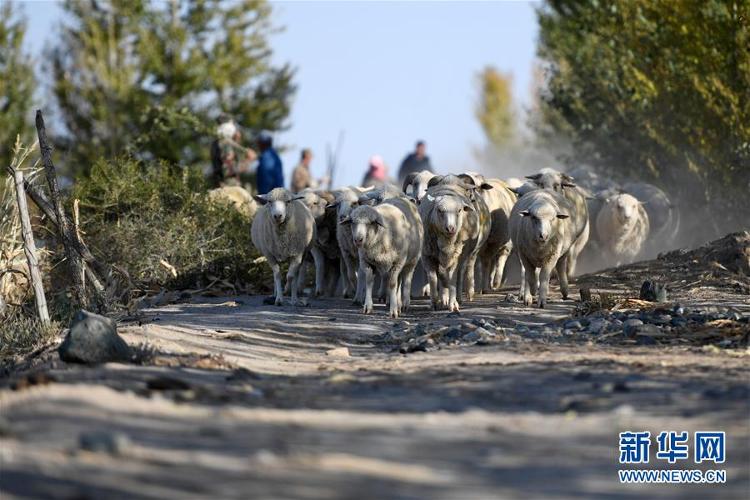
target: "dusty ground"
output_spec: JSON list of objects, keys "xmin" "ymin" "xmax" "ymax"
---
[{"xmin": 1, "ymin": 251, "xmax": 749, "ymax": 498}]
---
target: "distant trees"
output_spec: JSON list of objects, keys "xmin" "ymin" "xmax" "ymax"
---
[
  {"xmin": 0, "ymin": 2, "xmax": 35, "ymax": 166},
  {"xmin": 49, "ymin": 0, "xmax": 296, "ymax": 175},
  {"xmin": 476, "ymin": 67, "xmax": 517, "ymax": 150},
  {"xmin": 537, "ymin": 0, "xmax": 750, "ymax": 225}
]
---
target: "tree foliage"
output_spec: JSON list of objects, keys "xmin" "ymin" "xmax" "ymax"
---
[
  {"xmin": 50, "ymin": 0, "xmax": 296, "ymax": 175},
  {"xmin": 0, "ymin": 2, "xmax": 35, "ymax": 166},
  {"xmin": 537, "ymin": 0, "xmax": 750, "ymax": 223},
  {"xmin": 476, "ymin": 66, "xmax": 517, "ymax": 149}
]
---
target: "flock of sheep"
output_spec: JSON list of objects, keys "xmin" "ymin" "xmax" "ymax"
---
[{"xmin": 249, "ymin": 166, "xmax": 679, "ymax": 316}]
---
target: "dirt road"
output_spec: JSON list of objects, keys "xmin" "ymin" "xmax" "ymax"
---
[{"xmin": 1, "ymin": 275, "xmax": 749, "ymax": 498}]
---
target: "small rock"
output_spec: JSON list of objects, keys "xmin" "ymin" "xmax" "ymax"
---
[
  {"xmin": 673, "ymin": 304, "xmax": 685, "ymax": 315},
  {"xmin": 623, "ymin": 319, "xmax": 643, "ymax": 336},
  {"xmin": 58, "ymin": 310, "xmax": 132, "ymax": 364},
  {"xmin": 505, "ymin": 293, "xmax": 519, "ymax": 303},
  {"xmin": 444, "ymin": 328, "xmax": 464, "ymax": 342},
  {"xmin": 147, "ymin": 376, "xmax": 191, "ymax": 391},
  {"xmin": 79, "ymin": 431, "xmax": 132, "ymax": 455},
  {"xmin": 651, "ymin": 314, "xmax": 672, "ymax": 325},
  {"xmin": 447, "ymin": 311, "xmax": 461, "ymax": 318},
  {"xmin": 564, "ymin": 320, "xmax": 583, "ymax": 330},
  {"xmin": 325, "ymin": 347, "xmax": 350, "ymax": 358},
  {"xmin": 472, "ymin": 318, "xmax": 488, "ymax": 328},
  {"xmin": 587, "ymin": 319, "xmax": 608, "ymax": 334},
  {"xmin": 462, "ymin": 330, "xmax": 481, "ymax": 344}
]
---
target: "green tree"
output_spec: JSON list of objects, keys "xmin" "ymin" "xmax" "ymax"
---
[
  {"xmin": 476, "ymin": 66, "xmax": 516, "ymax": 149},
  {"xmin": 50, "ymin": 0, "xmax": 295, "ymax": 175},
  {"xmin": 0, "ymin": 2, "xmax": 35, "ymax": 166},
  {"xmin": 537, "ymin": 0, "xmax": 750, "ymax": 228}
]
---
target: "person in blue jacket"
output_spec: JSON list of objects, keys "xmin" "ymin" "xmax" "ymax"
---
[{"xmin": 255, "ymin": 131, "xmax": 284, "ymax": 194}]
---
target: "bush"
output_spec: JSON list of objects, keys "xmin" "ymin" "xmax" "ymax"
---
[
  {"xmin": 72, "ymin": 157, "xmax": 272, "ymax": 301},
  {"xmin": 0, "ymin": 309, "xmax": 60, "ymax": 361}
]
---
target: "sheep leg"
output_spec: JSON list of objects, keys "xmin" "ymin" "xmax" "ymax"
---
[
  {"xmin": 353, "ymin": 254, "xmax": 366, "ymax": 305},
  {"xmin": 287, "ymin": 255, "xmax": 304, "ymax": 306},
  {"xmin": 388, "ymin": 269, "xmax": 401, "ymax": 318},
  {"xmin": 362, "ymin": 265, "xmax": 374, "ymax": 314},
  {"xmin": 493, "ymin": 244, "xmax": 511, "ymax": 290},
  {"xmin": 339, "ymin": 259, "xmax": 351, "ymax": 297},
  {"xmin": 556, "ymin": 253, "xmax": 570, "ymax": 300},
  {"xmin": 447, "ymin": 264, "xmax": 460, "ymax": 312},
  {"xmin": 270, "ymin": 260, "xmax": 284, "ymax": 306},
  {"xmin": 520, "ymin": 256, "xmax": 535, "ymax": 306},
  {"xmin": 538, "ymin": 262, "xmax": 555, "ymax": 309},
  {"xmin": 401, "ymin": 262, "xmax": 417, "ymax": 313},
  {"xmin": 310, "ymin": 246, "xmax": 325, "ymax": 297},
  {"xmin": 428, "ymin": 268, "xmax": 440, "ymax": 310},
  {"xmin": 567, "ymin": 221, "xmax": 589, "ymax": 278},
  {"xmin": 294, "ymin": 256, "xmax": 309, "ymax": 293},
  {"xmin": 464, "ymin": 254, "xmax": 478, "ymax": 302}
]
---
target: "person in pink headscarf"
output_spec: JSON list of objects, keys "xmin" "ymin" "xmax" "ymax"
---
[{"xmin": 361, "ymin": 154, "xmax": 394, "ymax": 188}]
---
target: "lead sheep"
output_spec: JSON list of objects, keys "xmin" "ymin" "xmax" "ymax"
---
[
  {"xmin": 251, "ymin": 188, "xmax": 320, "ymax": 306},
  {"xmin": 525, "ymin": 169, "xmax": 590, "ymax": 277},
  {"xmin": 595, "ymin": 193, "xmax": 650, "ymax": 266},
  {"xmin": 329, "ymin": 186, "xmax": 373, "ymax": 301},
  {"xmin": 510, "ymin": 189, "xmax": 575, "ymax": 308},
  {"xmin": 342, "ymin": 196, "xmax": 422, "ymax": 318}
]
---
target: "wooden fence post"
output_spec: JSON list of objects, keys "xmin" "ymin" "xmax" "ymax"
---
[{"xmin": 13, "ymin": 169, "xmax": 50, "ymax": 325}]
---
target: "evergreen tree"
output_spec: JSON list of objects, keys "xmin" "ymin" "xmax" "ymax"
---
[
  {"xmin": 0, "ymin": 2, "xmax": 35, "ymax": 166},
  {"xmin": 50, "ymin": 0, "xmax": 295, "ymax": 175}
]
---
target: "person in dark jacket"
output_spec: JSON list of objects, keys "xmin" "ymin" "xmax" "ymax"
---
[
  {"xmin": 255, "ymin": 131, "xmax": 284, "ymax": 195},
  {"xmin": 397, "ymin": 140, "xmax": 433, "ymax": 184}
]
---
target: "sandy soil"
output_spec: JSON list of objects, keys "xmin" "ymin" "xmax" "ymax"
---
[{"xmin": 1, "ymin": 266, "xmax": 749, "ymax": 498}]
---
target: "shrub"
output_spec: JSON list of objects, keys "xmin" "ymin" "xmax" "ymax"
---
[{"xmin": 72, "ymin": 157, "xmax": 272, "ymax": 301}]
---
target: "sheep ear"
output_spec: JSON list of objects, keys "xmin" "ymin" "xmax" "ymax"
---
[
  {"xmin": 253, "ymin": 194, "xmax": 269, "ymax": 205},
  {"xmin": 562, "ymin": 173, "xmax": 575, "ymax": 182},
  {"xmin": 402, "ymin": 172, "xmax": 417, "ymax": 193},
  {"xmin": 457, "ymin": 173, "xmax": 475, "ymax": 185},
  {"xmin": 374, "ymin": 218, "xmax": 386, "ymax": 228},
  {"xmin": 480, "ymin": 183, "xmax": 493, "ymax": 190},
  {"xmin": 427, "ymin": 175, "xmax": 444, "ymax": 188},
  {"xmin": 339, "ymin": 216, "xmax": 352, "ymax": 225},
  {"xmin": 520, "ymin": 210, "xmax": 531, "ymax": 217},
  {"xmin": 556, "ymin": 213, "xmax": 570, "ymax": 219},
  {"xmin": 462, "ymin": 203, "xmax": 474, "ymax": 212},
  {"xmin": 525, "ymin": 174, "xmax": 542, "ymax": 180}
]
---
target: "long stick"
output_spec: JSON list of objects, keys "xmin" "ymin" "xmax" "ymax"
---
[
  {"xmin": 36, "ymin": 109, "xmax": 88, "ymax": 307},
  {"xmin": 13, "ymin": 170, "xmax": 50, "ymax": 324}
]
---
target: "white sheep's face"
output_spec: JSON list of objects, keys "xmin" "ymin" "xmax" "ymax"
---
[
  {"xmin": 613, "ymin": 194, "xmax": 639, "ymax": 222},
  {"xmin": 343, "ymin": 208, "xmax": 383, "ymax": 248},
  {"xmin": 413, "ymin": 179, "xmax": 430, "ymax": 202},
  {"xmin": 335, "ymin": 196, "xmax": 359, "ymax": 223},
  {"xmin": 520, "ymin": 205, "xmax": 569, "ymax": 243},
  {"xmin": 302, "ymin": 192, "xmax": 327, "ymax": 219},
  {"xmin": 432, "ymin": 195, "xmax": 473, "ymax": 236},
  {"xmin": 255, "ymin": 189, "xmax": 297, "ymax": 225}
]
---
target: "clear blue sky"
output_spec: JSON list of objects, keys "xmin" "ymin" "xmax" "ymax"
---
[{"xmin": 22, "ymin": 1, "xmax": 540, "ymax": 187}]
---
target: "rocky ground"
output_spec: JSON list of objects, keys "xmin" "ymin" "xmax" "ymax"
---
[{"xmin": 1, "ymin": 234, "xmax": 749, "ymax": 499}]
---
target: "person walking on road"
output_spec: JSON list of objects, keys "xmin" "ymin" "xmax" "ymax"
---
[
  {"xmin": 256, "ymin": 132, "xmax": 284, "ymax": 195},
  {"xmin": 397, "ymin": 140, "xmax": 433, "ymax": 184}
]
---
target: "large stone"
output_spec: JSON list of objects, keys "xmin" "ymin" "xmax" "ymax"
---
[{"xmin": 58, "ymin": 310, "xmax": 131, "ymax": 364}]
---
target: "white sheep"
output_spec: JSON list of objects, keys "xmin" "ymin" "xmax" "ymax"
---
[
  {"xmin": 401, "ymin": 170, "xmax": 436, "ymax": 202},
  {"xmin": 330, "ymin": 186, "xmax": 373, "ymax": 301},
  {"xmin": 525, "ymin": 169, "xmax": 590, "ymax": 277},
  {"xmin": 343, "ymin": 196, "xmax": 423, "ymax": 318},
  {"xmin": 510, "ymin": 189, "xmax": 575, "ymax": 308},
  {"xmin": 419, "ymin": 181, "xmax": 489, "ymax": 311},
  {"xmin": 251, "ymin": 188, "xmax": 320, "ymax": 306},
  {"xmin": 595, "ymin": 193, "xmax": 650, "ymax": 266},
  {"xmin": 207, "ymin": 186, "xmax": 257, "ymax": 218}
]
